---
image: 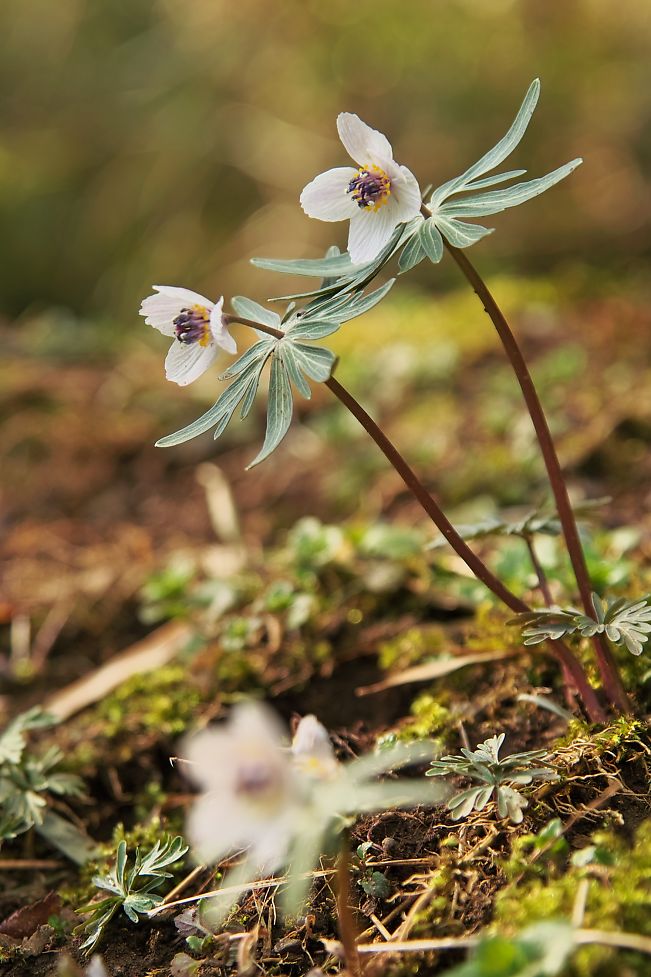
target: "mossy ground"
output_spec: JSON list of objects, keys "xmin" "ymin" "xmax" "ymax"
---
[{"xmin": 1, "ymin": 279, "xmax": 650, "ymax": 976}]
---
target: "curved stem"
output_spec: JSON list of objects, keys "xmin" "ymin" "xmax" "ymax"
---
[
  {"xmin": 226, "ymin": 315, "xmax": 606, "ymax": 723},
  {"xmin": 325, "ymin": 376, "xmax": 605, "ymax": 723},
  {"xmin": 424, "ymin": 225, "xmax": 630, "ymax": 713}
]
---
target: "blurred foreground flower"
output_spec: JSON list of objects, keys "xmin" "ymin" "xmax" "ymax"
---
[
  {"xmin": 300, "ymin": 113, "xmax": 421, "ymax": 264},
  {"xmin": 183, "ymin": 701, "xmax": 443, "ymax": 925},
  {"xmin": 139, "ymin": 286, "xmax": 236, "ymax": 386}
]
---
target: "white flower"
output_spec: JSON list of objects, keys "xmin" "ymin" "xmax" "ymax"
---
[
  {"xmin": 300, "ymin": 113, "xmax": 422, "ymax": 265},
  {"xmin": 139, "ymin": 285, "xmax": 237, "ymax": 386},
  {"xmin": 182, "ymin": 702, "xmax": 443, "ymax": 927},
  {"xmin": 183, "ymin": 702, "xmax": 300, "ymax": 873}
]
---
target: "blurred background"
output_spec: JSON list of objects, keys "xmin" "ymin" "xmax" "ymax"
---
[
  {"xmin": 1, "ymin": 0, "xmax": 649, "ymax": 322},
  {"xmin": 2, "ymin": 0, "xmax": 651, "ymax": 677}
]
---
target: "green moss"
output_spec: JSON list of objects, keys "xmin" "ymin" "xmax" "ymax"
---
[
  {"xmin": 493, "ymin": 821, "xmax": 651, "ymax": 976},
  {"xmin": 396, "ymin": 692, "xmax": 452, "ymax": 743},
  {"xmin": 378, "ymin": 627, "xmax": 445, "ymax": 671},
  {"xmin": 97, "ymin": 663, "xmax": 202, "ymax": 739}
]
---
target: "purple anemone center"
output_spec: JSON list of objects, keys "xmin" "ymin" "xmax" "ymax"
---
[
  {"xmin": 347, "ymin": 166, "xmax": 391, "ymax": 209},
  {"xmin": 173, "ymin": 306, "xmax": 210, "ymax": 345}
]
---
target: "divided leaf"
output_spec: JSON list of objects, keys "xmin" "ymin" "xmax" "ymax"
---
[{"xmin": 421, "ymin": 79, "xmax": 581, "ymax": 255}]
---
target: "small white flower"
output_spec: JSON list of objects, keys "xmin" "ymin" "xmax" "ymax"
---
[
  {"xmin": 300, "ymin": 113, "xmax": 422, "ymax": 265},
  {"xmin": 139, "ymin": 285, "xmax": 237, "ymax": 386},
  {"xmin": 183, "ymin": 702, "xmax": 299, "ymax": 872},
  {"xmin": 182, "ymin": 702, "xmax": 443, "ymax": 927}
]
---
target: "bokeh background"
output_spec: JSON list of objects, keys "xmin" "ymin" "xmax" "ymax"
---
[
  {"xmin": 1, "ymin": 0, "xmax": 650, "ymax": 322},
  {"xmin": 2, "ymin": 0, "xmax": 651, "ymax": 660}
]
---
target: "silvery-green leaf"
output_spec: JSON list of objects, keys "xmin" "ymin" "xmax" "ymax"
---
[
  {"xmin": 291, "ymin": 343, "xmax": 337, "ymax": 382},
  {"xmin": 230, "ymin": 296, "xmax": 282, "ymax": 330},
  {"xmin": 435, "ymin": 216, "xmax": 495, "ymax": 248},
  {"xmin": 247, "ymin": 354, "xmax": 293, "ymax": 468},
  {"xmin": 240, "ymin": 370, "xmax": 263, "ymax": 419},
  {"xmin": 420, "ymin": 219, "xmax": 444, "ymax": 263},
  {"xmin": 320, "ymin": 245, "xmax": 347, "ymax": 288},
  {"xmin": 220, "ymin": 338, "xmax": 275, "ymax": 380},
  {"xmin": 251, "ymin": 252, "xmax": 360, "ymax": 279},
  {"xmin": 156, "ymin": 356, "xmax": 270, "ymax": 447},
  {"xmin": 438, "ymin": 160, "xmax": 582, "ymax": 218},
  {"xmin": 268, "ymin": 221, "xmax": 417, "ymax": 303},
  {"xmin": 339, "ymin": 278, "xmax": 396, "ymax": 321},
  {"xmin": 398, "ymin": 232, "xmax": 426, "ymax": 273},
  {"xmin": 465, "ymin": 167, "xmax": 527, "ymax": 190},
  {"xmin": 285, "ymin": 319, "xmax": 341, "ymax": 340},
  {"xmin": 429, "ymin": 78, "xmax": 541, "ymax": 210},
  {"xmin": 282, "ymin": 344, "xmax": 312, "ymax": 399}
]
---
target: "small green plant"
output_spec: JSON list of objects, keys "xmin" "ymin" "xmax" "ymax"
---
[
  {"xmin": 512, "ymin": 593, "xmax": 651, "ymax": 656},
  {"xmin": 77, "ymin": 835, "xmax": 188, "ymax": 953},
  {"xmin": 426, "ymin": 733, "xmax": 558, "ymax": 824},
  {"xmin": 0, "ymin": 707, "xmax": 84, "ymax": 843}
]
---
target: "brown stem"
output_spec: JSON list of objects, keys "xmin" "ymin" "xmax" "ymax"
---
[
  {"xmin": 522, "ymin": 535, "xmax": 578, "ymax": 708},
  {"xmin": 226, "ymin": 315, "xmax": 606, "ymax": 723},
  {"xmin": 325, "ymin": 376, "xmax": 605, "ymax": 723},
  {"xmin": 427, "ymin": 227, "xmax": 630, "ymax": 713},
  {"xmin": 336, "ymin": 833, "xmax": 362, "ymax": 977}
]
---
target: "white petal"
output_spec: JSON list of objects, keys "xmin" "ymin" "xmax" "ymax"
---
[
  {"xmin": 164, "ymin": 338, "xmax": 218, "ymax": 386},
  {"xmin": 300, "ymin": 167, "xmax": 359, "ymax": 222},
  {"xmin": 209, "ymin": 297, "xmax": 237, "ymax": 354},
  {"xmin": 347, "ymin": 206, "xmax": 397, "ymax": 264},
  {"xmin": 337, "ymin": 113, "xmax": 393, "ymax": 167},
  {"xmin": 186, "ymin": 794, "xmax": 243, "ymax": 863},
  {"xmin": 392, "ymin": 165, "xmax": 422, "ymax": 220},
  {"xmin": 152, "ymin": 284, "xmax": 215, "ymax": 307},
  {"xmin": 140, "ymin": 285, "xmax": 214, "ymax": 337}
]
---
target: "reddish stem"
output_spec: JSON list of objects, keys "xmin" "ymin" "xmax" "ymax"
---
[
  {"xmin": 227, "ymin": 315, "xmax": 606, "ymax": 723},
  {"xmin": 434, "ymin": 234, "xmax": 630, "ymax": 714}
]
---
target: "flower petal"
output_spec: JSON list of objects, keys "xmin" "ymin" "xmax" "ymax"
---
[
  {"xmin": 392, "ymin": 165, "xmax": 423, "ymax": 220},
  {"xmin": 337, "ymin": 113, "xmax": 393, "ymax": 167},
  {"xmin": 140, "ymin": 285, "xmax": 214, "ymax": 337},
  {"xmin": 347, "ymin": 206, "xmax": 397, "ymax": 264},
  {"xmin": 300, "ymin": 167, "xmax": 359, "ymax": 221},
  {"xmin": 164, "ymin": 338, "xmax": 218, "ymax": 386},
  {"xmin": 209, "ymin": 297, "xmax": 237, "ymax": 354}
]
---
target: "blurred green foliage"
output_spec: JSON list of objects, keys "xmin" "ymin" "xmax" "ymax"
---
[{"xmin": 0, "ymin": 0, "xmax": 649, "ymax": 325}]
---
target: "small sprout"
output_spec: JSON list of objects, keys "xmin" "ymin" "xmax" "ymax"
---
[
  {"xmin": 76, "ymin": 835, "xmax": 188, "ymax": 954},
  {"xmin": 426, "ymin": 733, "xmax": 558, "ymax": 825},
  {"xmin": 511, "ymin": 592, "xmax": 651, "ymax": 656}
]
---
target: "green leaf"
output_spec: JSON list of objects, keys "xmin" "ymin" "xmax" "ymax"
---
[
  {"xmin": 419, "ymin": 219, "xmax": 444, "ymax": 263},
  {"xmin": 290, "ymin": 343, "xmax": 337, "ymax": 382},
  {"xmin": 35, "ymin": 810, "xmax": 100, "ymax": 865},
  {"xmin": 230, "ymin": 296, "xmax": 282, "ymax": 329},
  {"xmin": 251, "ymin": 252, "xmax": 360, "ymax": 279},
  {"xmin": 435, "ymin": 216, "xmax": 495, "ymax": 248},
  {"xmin": 438, "ymin": 161, "xmax": 582, "ymax": 219},
  {"xmin": 156, "ymin": 352, "xmax": 271, "ymax": 448},
  {"xmin": 398, "ymin": 231, "xmax": 425, "ymax": 273},
  {"xmin": 465, "ymin": 168, "xmax": 527, "ymax": 190},
  {"xmin": 246, "ymin": 354, "xmax": 293, "ymax": 469},
  {"xmin": 282, "ymin": 345, "xmax": 312, "ymax": 399},
  {"xmin": 430, "ymin": 79, "xmax": 541, "ymax": 210},
  {"xmin": 285, "ymin": 319, "xmax": 341, "ymax": 340}
]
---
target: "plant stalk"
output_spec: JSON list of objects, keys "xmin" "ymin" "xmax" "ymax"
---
[
  {"xmin": 336, "ymin": 832, "xmax": 362, "ymax": 977},
  {"xmin": 425, "ymin": 228, "xmax": 630, "ymax": 713},
  {"xmin": 226, "ymin": 315, "xmax": 606, "ymax": 723}
]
